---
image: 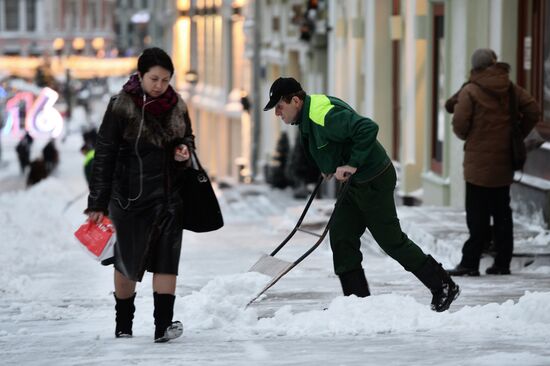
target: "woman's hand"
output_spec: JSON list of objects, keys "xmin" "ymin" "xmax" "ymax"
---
[
  {"xmin": 87, "ymin": 211, "xmax": 104, "ymax": 224},
  {"xmin": 174, "ymin": 144, "xmax": 190, "ymax": 162}
]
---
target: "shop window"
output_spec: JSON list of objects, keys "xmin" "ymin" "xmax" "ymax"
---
[
  {"xmin": 5, "ymin": 0, "xmax": 19, "ymax": 31},
  {"xmin": 27, "ymin": 0, "xmax": 37, "ymax": 31}
]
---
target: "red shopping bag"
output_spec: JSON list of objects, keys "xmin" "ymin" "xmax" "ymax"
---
[{"xmin": 74, "ymin": 216, "xmax": 116, "ymax": 261}]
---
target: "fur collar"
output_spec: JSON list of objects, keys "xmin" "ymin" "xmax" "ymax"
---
[{"xmin": 112, "ymin": 91, "xmax": 188, "ymax": 147}]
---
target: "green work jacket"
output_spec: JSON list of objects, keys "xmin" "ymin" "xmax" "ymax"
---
[{"xmin": 297, "ymin": 94, "xmax": 390, "ymax": 182}]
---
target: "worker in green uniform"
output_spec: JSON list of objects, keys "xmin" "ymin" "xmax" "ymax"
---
[
  {"xmin": 263, "ymin": 77, "xmax": 460, "ymax": 312},
  {"xmin": 81, "ymin": 142, "xmax": 95, "ymax": 188}
]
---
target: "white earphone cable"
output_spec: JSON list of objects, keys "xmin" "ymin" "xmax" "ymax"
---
[{"xmin": 116, "ymin": 93, "xmax": 154, "ymax": 209}]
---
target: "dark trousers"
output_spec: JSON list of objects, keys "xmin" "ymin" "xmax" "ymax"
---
[
  {"xmin": 460, "ymin": 182, "xmax": 513, "ymax": 269},
  {"xmin": 329, "ymin": 165, "xmax": 428, "ymax": 275}
]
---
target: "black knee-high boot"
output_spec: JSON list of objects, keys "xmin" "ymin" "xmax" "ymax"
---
[
  {"xmin": 153, "ymin": 292, "xmax": 183, "ymax": 343},
  {"xmin": 114, "ymin": 293, "xmax": 136, "ymax": 338},
  {"xmin": 338, "ymin": 268, "xmax": 371, "ymax": 297},
  {"xmin": 413, "ymin": 255, "xmax": 460, "ymax": 312}
]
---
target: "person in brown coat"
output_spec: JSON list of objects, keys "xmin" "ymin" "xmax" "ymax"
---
[{"xmin": 445, "ymin": 48, "xmax": 540, "ymax": 276}]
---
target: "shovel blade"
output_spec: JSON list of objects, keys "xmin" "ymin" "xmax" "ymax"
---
[
  {"xmin": 247, "ymin": 254, "xmax": 295, "ymax": 306},
  {"xmin": 248, "ymin": 254, "xmax": 293, "ymax": 278}
]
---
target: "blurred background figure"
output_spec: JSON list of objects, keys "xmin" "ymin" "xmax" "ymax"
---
[
  {"xmin": 42, "ymin": 138, "xmax": 60, "ymax": 173},
  {"xmin": 26, "ymin": 158, "xmax": 48, "ymax": 187},
  {"xmin": 81, "ymin": 128, "xmax": 98, "ymax": 187},
  {"xmin": 15, "ymin": 132, "xmax": 33, "ymax": 174},
  {"xmin": 27, "ymin": 138, "xmax": 60, "ymax": 187}
]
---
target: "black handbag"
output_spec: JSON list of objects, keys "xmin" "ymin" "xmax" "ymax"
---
[
  {"xmin": 508, "ymin": 84, "xmax": 527, "ymax": 171},
  {"xmin": 179, "ymin": 151, "xmax": 224, "ymax": 232}
]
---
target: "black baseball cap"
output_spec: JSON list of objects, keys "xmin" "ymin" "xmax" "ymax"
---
[{"xmin": 263, "ymin": 77, "xmax": 303, "ymax": 111}]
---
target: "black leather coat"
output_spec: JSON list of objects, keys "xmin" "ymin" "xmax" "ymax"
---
[{"xmin": 87, "ymin": 92, "xmax": 194, "ymax": 281}]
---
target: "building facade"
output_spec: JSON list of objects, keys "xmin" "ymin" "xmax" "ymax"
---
[
  {"xmin": 171, "ymin": 0, "xmax": 549, "ymax": 226},
  {"xmin": 173, "ymin": 0, "xmax": 252, "ymax": 182},
  {"xmin": 114, "ymin": 0, "xmax": 177, "ymax": 56},
  {"xmin": 0, "ymin": 0, "xmax": 116, "ymax": 56},
  {"xmin": 251, "ymin": 0, "xmax": 549, "ymax": 227}
]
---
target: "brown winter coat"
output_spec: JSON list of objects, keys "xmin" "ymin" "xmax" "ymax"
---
[{"xmin": 450, "ymin": 63, "xmax": 540, "ymax": 187}]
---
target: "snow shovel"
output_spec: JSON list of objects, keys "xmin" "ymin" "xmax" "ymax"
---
[{"xmin": 247, "ymin": 175, "xmax": 352, "ymax": 307}]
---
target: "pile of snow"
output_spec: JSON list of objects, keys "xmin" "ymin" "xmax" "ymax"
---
[
  {"xmin": 176, "ymin": 270, "xmax": 550, "ymax": 339},
  {"xmin": 0, "ymin": 179, "xmax": 80, "ymax": 295}
]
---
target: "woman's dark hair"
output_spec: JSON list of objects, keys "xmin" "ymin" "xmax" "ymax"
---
[{"xmin": 137, "ymin": 47, "xmax": 174, "ymax": 76}]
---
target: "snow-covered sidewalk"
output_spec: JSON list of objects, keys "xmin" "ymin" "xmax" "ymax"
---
[{"xmin": 1, "ymin": 133, "xmax": 550, "ymax": 366}]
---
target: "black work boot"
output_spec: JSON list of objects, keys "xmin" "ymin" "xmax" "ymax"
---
[
  {"xmin": 114, "ymin": 293, "xmax": 136, "ymax": 338},
  {"xmin": 413, "ymin": 256, "xmax": 460, "ymax": 312},
  {"xmin": 153, "ymin": 292, "xmax": 183, "ymax": 343},
  {"xmin": 485, "ymin": 265, "xmax": 511, "ymax": 275},
  {"xmin": 338, "ymin": 268, "xmax": 371, "ymax": 297},
  {"xmin": 446, "ymin": 265, "xmax": 480, "ymax": 277}
]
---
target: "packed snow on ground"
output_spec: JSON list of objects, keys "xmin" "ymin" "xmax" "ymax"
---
[{"xmin": 1, "ymin": 134, "xmax": 550, "ymax": 365}]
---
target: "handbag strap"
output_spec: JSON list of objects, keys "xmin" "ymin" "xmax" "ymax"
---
[
  {"xmin": 190, "ymin": 149, "xmax": 203, "ymax": 170},
  {"xmin": 189, "ymin": 149, "xmax": 205, "ymax": 171}
]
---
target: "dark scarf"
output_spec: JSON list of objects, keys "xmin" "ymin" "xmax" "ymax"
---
[{"xmin": 122, "ymin": 73, "xmax": 178, "ymax": 116}]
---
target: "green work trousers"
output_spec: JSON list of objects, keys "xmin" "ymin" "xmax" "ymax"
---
[{"xmin": 329, "ymin": 164, "xmax": 428, "ymax": 275}]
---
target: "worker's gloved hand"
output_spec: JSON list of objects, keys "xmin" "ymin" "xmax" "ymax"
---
[{"xmin": 334, "ymin": 165, "xmax": 357, "ymax": 181}]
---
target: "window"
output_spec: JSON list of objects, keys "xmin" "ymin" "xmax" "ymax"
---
[
  {"xmin": 26, "ymin": 0, "xmax": 37, "ymax": 31},
  {"xmin": 544, "ymin": 1, "xmax": 550, "ymax": 131},
  {"xmin": 430, "ymin": 3, "xmax": 445, "ymax": 174},
  {"xmin": 68, "ymin": 0, "xmax": 78, "ymax": 30},
  {"xmin": 518, "ymin": 1, "xmax": 550, "ymax": 140},
  {"xmin": 89, "ymin": 1, "xmax": 98, "ymax": 29},
  {"xmin": 5, "ymin": 0, "xmax": 19, "ymax": 31}
]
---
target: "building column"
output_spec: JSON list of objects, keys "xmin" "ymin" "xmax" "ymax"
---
[{"xmin": 362, "ymin": 0, "xmax": 392, "ymax": 149}]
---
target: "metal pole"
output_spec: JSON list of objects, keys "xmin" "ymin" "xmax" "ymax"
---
[{"xmin": 251, "ymin": 0, "xmax": 262, "ymax": 180}]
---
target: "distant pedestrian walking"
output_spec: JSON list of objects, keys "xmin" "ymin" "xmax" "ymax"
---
[
  {"xmin": 81, "ymin": 129, "xmax": 97, "ymax": 187},
  {"xmin": 42, "ymin": 138, "xmax": 59, "ymax": 173},
  {"xmin": 26, "ymin": 159, "xmax": 48, "ymax": 187},
  {"xmin": 445, "ymin": 48, "xmax": 540, "ymax": 277},
  {"xmin": 15, "ymin": 132, "xmax": 33, "ymax": 174},
  {"xmin": 81, "ymin": 145, "xmax": 94, "ymax": 187},
  {"xmin": 26, "ymin": 138, "xmax": 60, "ymax": 187}
]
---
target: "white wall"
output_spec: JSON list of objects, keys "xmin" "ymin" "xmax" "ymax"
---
[{"xmin": 362, "ymin": 0, "xmax": 392, "ymax": 149}]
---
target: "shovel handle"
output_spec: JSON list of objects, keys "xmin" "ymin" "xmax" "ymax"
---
[
  {"xmin": 270, "ymin": 175, "xmax": 324, "ymax": 256},
  {"xmin": 270, "ymin": 176, "xmax": 352, "ymax": 257},
  {"xmin": 290, "ymin": 178, "xmax": 352, "ymax": 267}
]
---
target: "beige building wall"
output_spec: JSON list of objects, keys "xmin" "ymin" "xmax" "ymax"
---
[
  {"xmin": 362, "ymin": 0, "xmax": 393, "ymax": 160},
  {"xmin": 400, "ymin": 0, "xmax": 428, "ymax": 199},
  {"xmin": 257, "ymin": 0, "xmax": 328, "ymax": 180},
  {"xmin": 328, "ymin": 0, "xmax": 424, "ymax": 198},
  {"xmin": 175, "ymin": 0, "xmax": 251, "ymax": 182}
]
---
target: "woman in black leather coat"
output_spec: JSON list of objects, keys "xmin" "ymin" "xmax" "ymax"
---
[{"xmin": 86, "ymin": 48, "xmax": 193, "ymax": 343}]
